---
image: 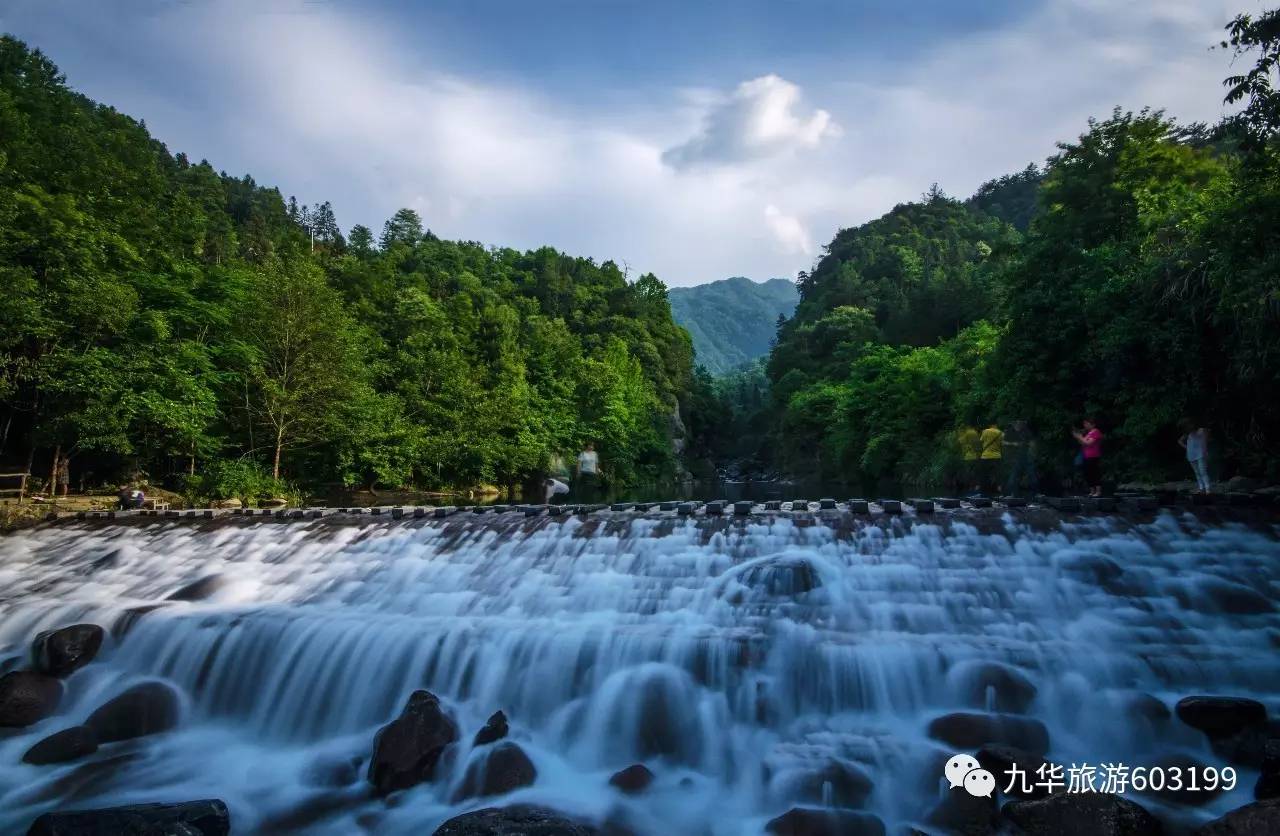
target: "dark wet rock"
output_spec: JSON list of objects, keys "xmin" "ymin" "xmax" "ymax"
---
[
  {"xmin": 1176, "ymin": 696, "xmax": 1268, "ymax": 739},
  {"xmin": 1194, "ymin": 798, "xmax": 1280, "ymax": 835},
  {"xmin": 1201, "ymin": 579, "xmax": 1274, "ymax": 615},
  {"xmin": 1143, "ymin": 753, "xmax": 1226, "ymax": 806},
  {"xmin": 791, "ymin": 758, "xmax": 875, "ymax": 809},
  {"xmin": 302, "ymin": 752, "xmax": 363, "ymax": 788},
  {"xmin": 1121, "ymin": 693, "xmax": 1171, "ymax": 726},
  {"xmin": 111, "ymin": 604, "xmax": 167, "ymax": 638},
  {"xmin": 474, "ymin": 710, "xmax": 509, "ymax": 746},
  {"xmin": 167, "ymin": 575, "xmax": 228, "ymax": 602},
  {"xmin": 258, "ymin": 786, "xmax": 368, "ymax": 832},
  {"xmin": 368, "ymin": 689, "xmax": 459, "ymax": 796},
  {"xmin": 454, "ymin": 741, "xmax": 537, "ymax": 800},
  {"xmin": 926, "ymin": 786, "xmax": 997, "ymax": 835},
  {"xmin": 927, "ymin": 712, "xmax": 1050, "ymax": 755},
  {"xmin": 976, "ymin": 745, "xmax": 1052, "ymax": 800},
  {"xmin": 1256, "ymin": 740, "xmax": 1280, "ymax": 800},
  {"xmin": 764, "ymin": 807, "xmax": 886, "ymax": 836},
  {"xmin": 1002, "ymin": 792, "xmax": 1162, "ymax": 835},
  {"xmin": 25, "ymin": 799, "xmax": 230, "ymax": 836},
  {"xmin": 23, "ymin": 725, "xmax": 99, "ymax": 765},
  {"xmin": 33, "ymin": 624, "xmax": 105, "ymax": 677},
  {"xmin": 432, "ymin": 805, "xmax": 599, "ymax": 836},
  {"xmin": 85, "ymin": 681, "xmax": 181, "ymax": 742},
  {"xmin": 1211, "ymin": 723, "xmax": 1280, "ymax": 768},
  {"xmin": 949, "ymin": 661, "xmax": 1038, "ymax": 714},
  {"xmin": 609, "ymin": 763, "xmax": 654, "ymax": 794},
  {"xmin": 733, "ymin": 557, "xmax": 822, "ymax": 596},
  {"xmin": 0, "ymin": 670, "xmax": 63, "ymax": 727},
  {"xmin": 0, "ymin": 655, "xmax": 21, "ymax": 675}
]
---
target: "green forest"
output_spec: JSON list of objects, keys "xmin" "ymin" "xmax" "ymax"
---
[
  {"xmin": 4, "ymin": 8, "xmax": 1280, "ymax": 505},
  {"xmin": 0, "ymin": 36, "xmax": 693, "ymax": 503}
]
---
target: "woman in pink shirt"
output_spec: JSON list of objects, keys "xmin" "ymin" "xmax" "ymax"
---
[{"xmin": 1072, "ymin": 418, "xmax": 1104, "ymax": 497}]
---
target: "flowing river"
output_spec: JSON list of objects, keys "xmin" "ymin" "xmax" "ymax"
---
[{"xmin": 0, "ymin": 506, "xmax": 1277, "ymax": 834}]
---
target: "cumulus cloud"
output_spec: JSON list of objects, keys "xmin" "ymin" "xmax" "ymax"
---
[
  {"xmin": 764, "ymin": 205, "xmax": 812, "ymax": 255},
  {"xmin": 662, "ymin": 74, "xmax": 839, "ymax": 170}
]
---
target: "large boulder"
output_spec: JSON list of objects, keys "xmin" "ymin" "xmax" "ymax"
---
[
  {"xmin": 764, "ymin": 807, "xmax": 886, "ymax": 836},
  {"xmin": 432, "ymin": 805, "xmax": 599, "ymax": 836},
  {"xmin": 925, "ymin": 786, "xmax": 997, "ymax": 835},
  {"xmin": 1194, "ymin": 798, "xmax": 1280, "ymax": 835},
  {"xmin": 85, "ymin": 681, "xmax": 181, "ymax": 742},
  {"xmin": 949, "ymin": 661, "xmax": 1038, "ymax": 714},
  {"xmin": 1002, "ymin": 792, "xmax": 1162, "ymax": 836},
  {"xmin": 25, "ymin": 799, "xmax": 230, "ymax": 836},
  {"xmin": 791, "ymin": 759, "xmax": 875, "ymax": 809},
  {"xmin": 454, "ymin": 741, "xmax": 537, "ymax": 801},
  {"xmin": 23, "ymin": 725, "xmax": 99, "ymax": 765},
  {"xmin": 368, "ymin": 690, "xmax": 459, "ymax": 796},
  {"xmin": 1176, "ymin": 696, "xmax": 1268, "ymax": 739},
  {"xmin": 0, "ymin": 670, "xmax": 63, "ymax": 727},
  {"xmin": 609, "ymin": 763, "xmax": 654, "ymax": 794},
  {"xmin": 927, "ymin": 712, "xmax": 1050, "ymax": 755},
  {"xmin": 1257, "ymin": 740, "xmax": 1280, "ymax": 800},
  {"xmin": 474, "ymin": 710, "xmax": 509, "ymax": 746},
  {"xmin": 32, "ymin": 624, "xmax": 105, "ymax": 678}
]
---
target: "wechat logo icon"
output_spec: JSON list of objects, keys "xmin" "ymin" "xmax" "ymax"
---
[{"xmin": 945, "ymin": 753, "xmax": 996, "ymax": 798}]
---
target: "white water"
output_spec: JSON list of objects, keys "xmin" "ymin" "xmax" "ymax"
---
[{"xmin": 0, "ymin": 510, "xmax": 1277, "ymax": 834}]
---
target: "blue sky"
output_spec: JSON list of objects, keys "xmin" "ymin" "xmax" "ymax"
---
[{"xmin": 1, "ymin": 0, "xmax": 1244, "ymax": 285}]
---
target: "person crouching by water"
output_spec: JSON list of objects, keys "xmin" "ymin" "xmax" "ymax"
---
[
  {"xmin": 1178, "ymin": 420, "xmax": 1211, "ymax": 494},
  {"xmin": 543, "ymin": 477, "xmax": 570, "ymax": 505},
  {"xmin": 576, "ymin": 442, "xmax": 601, "ymax": 502},
  {"xmin": 1072, "ymin": 418, "xmax": 1104, "ymax": 497},
  {"xmin": 116, "ymin": 485, "xmax": 144, "ymax": 510}
]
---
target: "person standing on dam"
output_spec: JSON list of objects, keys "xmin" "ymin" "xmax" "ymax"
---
[{"xmin": 576, "ymin": 442, "xmax": 601, "ymax": 502}]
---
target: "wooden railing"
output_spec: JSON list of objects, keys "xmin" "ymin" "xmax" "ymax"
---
[{"xmin": 0, "ymin": 472, "xmax": 30, "ymax": 505}]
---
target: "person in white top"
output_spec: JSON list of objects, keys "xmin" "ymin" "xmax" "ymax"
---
[
  {"xmin": 1178, "ymin": 421, "xmax": 1211, "ymax": 494},
  {"xmin": 543, "ymin": 478, "xmax": 570, "ymax": 504},
  {"xmin": 576, "ymin": 442, "xmax": 601, "ymax": 501}
]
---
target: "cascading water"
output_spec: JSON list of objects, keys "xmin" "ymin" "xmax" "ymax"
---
[{"xmin": 0, "ymin": 508, "xmax": 1277, "ymax": 834}]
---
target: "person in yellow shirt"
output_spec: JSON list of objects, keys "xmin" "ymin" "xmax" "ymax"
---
[{"xmin": 979, "ymin": 421, "xmax": 1004, "ymax": 495}]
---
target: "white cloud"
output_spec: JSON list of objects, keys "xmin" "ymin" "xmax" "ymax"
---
[
  {"xmin": 662, "ymin": 74, "xmax": 840, "ymax": 170},
  {"xmin": 0, "ymin": 0, "xmax": 1242, "ymax": 287}
]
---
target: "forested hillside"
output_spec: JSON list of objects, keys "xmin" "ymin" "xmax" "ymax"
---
[
  {"xmin": 668, "ymin": 277, "xmax": 798, "ymax": 375},
  {"xmin": 764, "ymin": 93, "xmax": 1280, "ymax": 487},
  {"xmin": 0, "ymin": 37, "xmax": 694, "ymax": 500}
]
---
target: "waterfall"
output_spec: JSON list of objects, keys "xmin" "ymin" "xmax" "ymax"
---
[{"xmin": 1, "ymin": 510, "xmax": 1277, "ymax": 834}]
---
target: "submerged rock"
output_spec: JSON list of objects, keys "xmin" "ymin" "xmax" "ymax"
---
[
  {"xmin": 1002, "ymin": 792, "xmax": 1162, "ymax": 835},
  {"xmin": 764, "ymin": 807, "xmax": 886, "ymax": 836},
  {"xmin": 1194, "ymin": 798, "xmax": 1280, "ymax": 835},
  {"xmin": 609, "ymin": 763, "xmax": 654, "ymax": 794},
  {"xmin": 432, "ymin": 805, "xmax": 599, "ymax": 836},
  {"xmin": 32, "ymin": 624, "xmax": 105, "ymax": 677},
  {"xmin": 167, "ymin": 575, "xmax": 228, "ymax": 602},
  {"xmin": 949, "ymin": 661, "xmax": 1038, "ymax": 714},
  {"xmin": 22, "ymin": 725, "xmax": 99, "ymax": 765},
  {"xmin": 25, "ymin": 799, "xmax": 230, "ymax": 836},
  {"xmin": 368, "ymin": 689, "xmax": 459, "ymax": 796},
  {"xmin": 731, "ymin": 557, "xmax": 823, "ymax": 597},
  {"xmin": 0, "ymin": 670, "xmax": 62, "ymax": 727},
  {"xmin": 85, "ymin": 681, "xmax": 181, "ymax": 742},
  {"xmin": 454, "ymin": 741, "xmax": 537, "ymax": 800},
  {"xmin": 927, "ymin": 712, "xmax": 1050, "ymax": 755},
  {"xmin": 791, "ymin": 759, "xmax": 875, "ymax": 809},
  {"xmin": 1176, "ymin": 696, "xmax": 1268, "ymax": 739},
  {"xmin": 474, "ymin": 710, "xmax": 509, "ymax": 746}
]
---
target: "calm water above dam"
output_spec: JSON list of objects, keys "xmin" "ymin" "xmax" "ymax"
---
[{"xmin": 0, "ymin": 507, "xmax": 1277, "ymax": 834}]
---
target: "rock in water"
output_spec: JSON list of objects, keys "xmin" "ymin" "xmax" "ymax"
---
[
  {"xmin": 368, "ymin": 690, "xmax": 459, "ymax": 796},
  {"xmin": 432, "ymin": 805, "xmax": 599, "ymax": 836},
  {"xmin": 25, "ymin": 799, "xmax": 230, "ymax": 836},
  {"xmin": 925, "ymin": 786, "xmax": 997, "ymax": 835},
  {"xmin": 32, "ymin": 624, "xmax": 105, "ymax": 677},
  {"xmin": 792, "ymin": 759, "xmax": 874, "ymax": 809},
  {"xmin": 609, "ymin": 763, "xmax": 655, "ymax": 794},
  {"xmin": 1003, "ymin": 792, "xmax": 1162, "ymax": 835},
  {"xmin": 948, "ymin": 661, "xmax": 1038, "ymax": 714},
  {"xmin": 976, "ymin": 745, "xmax": 1053, "ymax": 800},
  {"xmin": 764, "ymin": 807, "xmax": 886, "ymax": 836},
  {"xmin": 454, "ymin": 741, "xmax": 537, "ymax": 800},
  {"xmin": 1194, "ymin": 798, "xmax": 1280, "ymax": 835},
  {"xmin": 1257, "ymin": 740, "xmax": 1280, "ymax": 800},
  {"xmin": 926, "ymin": 712, "xmax": 1051, "ymax": 755},
  {"xmin": 85, "ymin": 681, "xmax": 181, "ymax": 742},
  {"xmin": 474, "ymin": 710, "xmax": 509, "ymax": 746},
  {"xmin": 0, "ymin": 670, "xmax": 62, "ymax": 727},
  {"xmin": 1175, "ymin": 696, "xmax": 1268, "ymax": 739},
  {"xmin": 167, "ymin": 575, "xmax": 228, "ymax": 602},
  {"xmin": 22, "ymin": 725, "xmax": 99, "ymax": 765}
]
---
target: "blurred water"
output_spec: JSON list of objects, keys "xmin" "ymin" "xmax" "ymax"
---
[{"xmin": 0, "ymin": 509, "xmax": 1277, "ymax": 834}]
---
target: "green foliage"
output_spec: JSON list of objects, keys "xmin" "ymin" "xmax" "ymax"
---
[{"xmin": 180, "ymin": 458, "xmax": 295, "ymax": 507}]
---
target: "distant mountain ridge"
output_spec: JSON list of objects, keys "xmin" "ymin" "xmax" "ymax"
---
[{"xmin": 669, "ymin": 277, "xmax": 799, "ymax": 375}]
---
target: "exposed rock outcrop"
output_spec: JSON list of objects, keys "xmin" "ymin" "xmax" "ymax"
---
[
  {"xmin": 0, "ymin": 670, "xmax": 62, "ymax": 727},
  {"xmin": 32, "ymin": 624, "xmax": 105, "ymax": 677},
  {"xmin": 926, "ymin": 712, "xmax": 1050, "ymax": 755},
  {"xmin": 454, "ymin": 741, "xmax": 537, "ymax": 800},
  {"xmin": 1176, "ymin": 696, "xmax": 1268, "ymax": 739},
  {"xmin": 474, "ymin": 710, "xmax": 509, "ymax": 746},
  {"xmin": 764, "ymin": 807, "xmax": 886, "ymax": 836},
  {"xmin": 22, "ymin": 725, "xmax": 99, "ymax": 765},
  {"xmin": 25, "ymin": 799, "xmax": 230, "ymax": 836},
  {"xmin": 1002, "ymin": 792, "xmax": 1162, "ymax": 835},
  {"xmin": 609, "ymin": 763, "xmax": 654, "ymax": 794},
  {"xmin": 85, "ymin": 681, "xmax": 181, "ymax": 742},
  {"xmin": 432, "ymin": 805, "xmax": 599, "ymax": 836},
  {"xmin": 368, "ymin": 690, "xmax": 459, "ymax": 796}
]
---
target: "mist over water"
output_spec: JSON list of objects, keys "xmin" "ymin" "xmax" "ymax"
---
[{"xmin": 0, "ymin": 509, "xmax": 1277, "ymax": 834}]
